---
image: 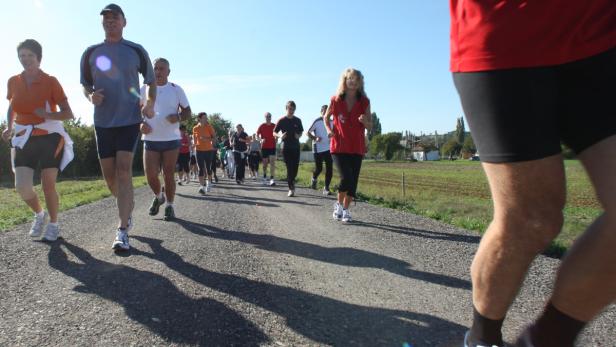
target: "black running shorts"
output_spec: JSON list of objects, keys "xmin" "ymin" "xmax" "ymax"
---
[
  {"xmin": 94, "ymin": 123, "xmax": 141, "ymax": 159},
  {"xmin": 14, "ymin": 133, "xmax": 64, "ymax": 170},
  {"xmin": 453, "ymin": 47, "xmax": 615, "ymax": 163}
]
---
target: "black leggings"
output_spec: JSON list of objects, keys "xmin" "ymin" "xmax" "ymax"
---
[
  {"xmin": 249, "ymin": 151, "xmax": 261, "ymax": 172},
  {"xmin": 177, "ymin": 153, "xmax": 190, "ymax": 173},
  {"xmin": 196, "ymin": 150, "xmax": 215, "ymax": 177},
  {"xmin": 233, "ymin": 151, "xmax": 246, "ymax": 181},
  {"xmin": 332, "ymin": 154, "xmax": 363, "ymax": 198},
  {"xmin": 313, "ymin": 151, "xmax": 333, "ymax": 189},
  {"xmin": 283, "ymin": 147, "xmax": 300, "ymax": 189}
]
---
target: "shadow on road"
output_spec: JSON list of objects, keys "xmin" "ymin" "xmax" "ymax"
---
[
  {"xmin": 47, "ymin": 240, "xmax": 268, "ymax": 346},
  {"xmin": 173, "ymin": 219, "xmax": 471, "ymax": 290},
  {"xmin": 352, "ymin": 221, "xmax": 481, "ymax": 245},
  {"xmin": 132, "ymin": 235, "xmax": 468, "ymax": 346},
  {"xmin": 176, "ymin": 193, "xmax": 280, "ymax": 207}
]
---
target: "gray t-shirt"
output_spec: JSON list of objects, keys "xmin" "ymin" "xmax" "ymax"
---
[{"xmin": 80, "ymin": 39, "xmax": 154, "ymax": 128}]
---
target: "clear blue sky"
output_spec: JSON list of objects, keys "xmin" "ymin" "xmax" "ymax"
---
[{"xmin": 1, "ymin": 0, "xmax": 463, "ymax": 138}]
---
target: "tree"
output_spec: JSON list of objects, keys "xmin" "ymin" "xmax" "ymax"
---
[
  {"xmin": 441, "ymin": 137, "xmax": 461, "ymax": 159},
  {"xmin": 208, "ymin": 113, "xmax": 233, "ymax": 139},
  {"xmin": 369, "ymin": 112, "xmax": 381, "ymax": 140},
  {"xmin": 455, "ymin": 117, "xmax": 465, "ymax": 145},
  {"xmin": 369, "ymin": 132, "xmax": 403, "ymax": 160},
  {"xmin": 461, "ymin": 135, "xmax": 476, "ymax": 155}
]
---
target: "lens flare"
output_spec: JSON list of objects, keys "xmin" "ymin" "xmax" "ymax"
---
[
  {"xmin": 129, "ymin": 87, "xmax": 141, "ymax": 99},
  {"xmin": 96, "ymin": 55, "xmax": 112, "ymax": 72}
]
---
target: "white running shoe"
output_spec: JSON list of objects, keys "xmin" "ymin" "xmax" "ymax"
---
[
  {"xmin": 323, "ymin": 188, "xmax": 331, "ymax": 196},
  {"xmin": 333, "ymin": 202, "xmax": 343, "ymax": 221},
  {"xmin": 42, "ymin": 223, "xmax": 60, "ymax": 242},
  {"xmin": 288, "ymin": 190, "xmax": 295, "ymax": 197},
  {"xmin": 342, "ymin": 209, "xmax": 352, "ymax": 223},
  {"xmin": 269, "ymin": 178, "xmax": 276, "ymax": 186},
  {"xmin": 29, "ymin": 212, "xmax": 48, "ymax": 237},
  {"xmin": 198, "ymin": 186, "xmax": 206, "ymax": 195},
  {"xmin": 112, "ymin": 229, "xmax": 130, "ymax": 251},
  {"xmin": 206, "ymin": 182, "xmax": 212, "ymax": 192}
]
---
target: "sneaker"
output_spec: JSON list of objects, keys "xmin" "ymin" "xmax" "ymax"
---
[
  {"xmin": 112, "ymin": 229, "xmax": 130, "ymax": 251},
  {"xmin": 288, "ymin": 190, "xmax": 295, "ymax": 197},
  {"xmin": 148, "ymin": 196, "xmax": 165, "ymax": 216},
  {"xmin": 269, "ymin": 178, "xmax": 276, "ymax": 186},
  {"xmin": 332, "ymin": 202, "xmax": 343, "ymax": 221},
  {"xmin": 42, "ymin": 223, "xmax": 60, "ymax": 242},
  {"xmin": 29, "ymin": 211, "xmax": 48, "ymax": 237},
  {"xmin": 311, "ymin": 178, "xmax": 317, "ymax": 190},
  {"xmin": 198, "ymin": 186, "xmax": 206, "ymax": 195},
  {"xmin": 177, "ymin": 180, "xmax": 183, "ymax": 186},
  {"xmin": 323, "ymin": 187, "xmax": 331, "ymax": 196},
  {"xmin": 163, "ymin": 205, "xmax": 175, "ymax": 221},
  {"xmin": 463, "ymin": 331, "xmax": 504, "ymax": 347},
  {"xmin": 341, "ymin": 209, "xmax": 352, "ymax": 223},
  {"xmin": 214, "ymin": 176, "xmax": 219, "ymax": 183},
  {"xmin": 206, "ymin": 183, "xmax": 212, "ymax": 192},
  {"xmin": 262, "ymin": 177, "xmax": 268, "ymax": 185}
]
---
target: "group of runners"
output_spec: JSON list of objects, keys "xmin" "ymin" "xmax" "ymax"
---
[{"xmin": 2, "ymin": 2, "xmax": 614, "ymax": 346}]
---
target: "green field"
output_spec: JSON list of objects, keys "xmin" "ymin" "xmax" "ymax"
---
[
  {"xmin": 282, "ymin": 159, "xmax": 600, "ymax": 256},
  {"xmin": 0, "ymin": 176, "xmax": 147, "ymax": 232}
]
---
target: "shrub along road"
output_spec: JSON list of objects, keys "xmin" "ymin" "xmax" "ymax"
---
[{"xmin": 0, "ymin": 177, "xmax": 613, "ymax": 346}]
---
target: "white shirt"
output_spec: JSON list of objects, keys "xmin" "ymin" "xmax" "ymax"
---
[
  {"xmin": 307, "ymin": 117, "xmax": 332, "ymax": 153},
  {"xmin": 140, "ymin": 82, "xmax": 190, "ymax": 141}
]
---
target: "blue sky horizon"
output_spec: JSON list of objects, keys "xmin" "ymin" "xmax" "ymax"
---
[{"xmin": 1, "ymin": 0, "xmax": 464, "ymax": 138}]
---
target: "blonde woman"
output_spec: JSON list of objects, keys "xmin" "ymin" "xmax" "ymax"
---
[
  {"xmin": 324, "ymin": 68, "xmax": 372, "ymax": 222},
  {"xmin": 2, "ymin": 39, "xmax": 74, "ymax": 241}
]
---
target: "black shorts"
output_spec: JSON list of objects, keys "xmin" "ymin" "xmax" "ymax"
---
[
  {"xmin": 261, "ymin": 148, "xmax": 276, "ymax": 157},
  {"xmin": 190, "ymin": 155, "xmax": 197, "ymax": 165},
  {"xmin": 453, "ymin": 47, "xmax": 616, "ymax": 163},
  {"xmin": 14, "ymin": 133, "xmax": 63, "ymax": 170},
  {"xmin": 144, "ymin": 139, "xmax": 181, "ymax": 152},
  {"xmin": 95, "ymin": 123, "xmax": 141, "ymax": 159},
  {"xmin": 177, "ymin": 152, "xmax": 190, "ymax": 172}
]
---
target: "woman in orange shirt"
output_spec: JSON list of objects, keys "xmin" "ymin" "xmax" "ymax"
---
[
  {"xmin": 192, "ymin": 112, "xmax": 217, "ymax": 194},
  {"xmin": 2, "ymin": 39, "xmax": 74, "ymax": 241}
]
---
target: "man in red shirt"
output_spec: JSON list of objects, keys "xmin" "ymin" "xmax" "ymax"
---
[
  {"xmin": 450, "ymin": 1, "xmax": 615, "ymax": 346},
  {"xmin": 256, "ymin": 112, "xmax": 277, "ymax": 186}
]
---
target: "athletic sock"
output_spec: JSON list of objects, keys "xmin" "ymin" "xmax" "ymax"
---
[
  {"xmin": 468, "ymin": 307, "xmax": 504, "ymax": 346},
  {"xmin": 48, "ymin": 222, "xmax": 58, "ymax": 227},
  {"xmin": 166, "ymin": 202, "xmax": 174, "ymax": 207},
  {"xmin": 530, "ymin": 302, "xmax": 585, "ymax": 347},
  {"xmin": 157, "ymin": 192, "xmax": 164, "ymax": 200},
  {"xmin": 35, "ymin": 210, "xmax": 45, "ymax": 218}
]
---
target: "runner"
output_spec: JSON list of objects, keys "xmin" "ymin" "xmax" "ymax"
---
[
  {"xmin": 218, "ymin": 135, "xmax": 228, "ymax": 179},
  {"xmin": 274, "ymin": 101, "xmax": 303, "ymax": 197},
  {"xmin": 248, "ymin": 134, "xmax": 262, "ymax": 180},
  {"xmin": 189, "ymin": 134, "xmax": 198, "ymax": 180},
  {"xmin": 450, "ymin": 1, "xmax": 616, "ymax": 346},
  {"xmin": 192, "ymin": 112, "xmax": 216, "ymax": 194},
  {"xmin": 80, "ymin": 3, "xmax": 156, "ymax": 251},
  {"xmin": 225, "ymin": 130, "xmax": 235, "ymax": 179},
  {"xmin": 324, "ymin": 68, "xmax": 372, "ymax": 222},
  {"xmin": 231, "ymin": 124, "xmax": 249, "ymax": 184},
  {"xmin": 307, "ymin": 105, "xmax": 333, "ymax": 195},
  {"xmin": 177, "ymin": 125, "xmax": 191, "ymax": 185},
  {"xmin": 257, "ymin": 112, "xmax": 277, "ymax": 186},
  {"xmin": 140, "ymin": 57, "xmax": 191, "ymax": 221},
  {"xmin": 2, "ymin": 39, "xmax": 75, "ymax": 242}
]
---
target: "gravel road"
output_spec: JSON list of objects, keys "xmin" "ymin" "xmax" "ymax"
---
[{"xmin": 0, "ymin": 177, "xmax": 614, "ymax": 346}]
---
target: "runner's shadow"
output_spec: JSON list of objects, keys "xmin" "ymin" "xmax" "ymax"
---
[
  {"xmin": 175, "ymin": 193, "xmax": 279, "ymax": 207},
  {"xmin": 47, "ymin": 240, "xmax": 268, "ymax": 346},
  {"xmin": 224, "ymin": 193, "xmax": 320, "ymax": 206},
  {"xmin": 132, "ymin": 235, "xmax": 468, "ymax": 346},
  {"xmin": 352, "ymin": 220, "xmax": 481, "ymax": 244},
  {"xmin": 173, "ymin": 219, "xmax": 470, "ymax": 290}
]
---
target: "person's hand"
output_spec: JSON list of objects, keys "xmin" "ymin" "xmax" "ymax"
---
[
  {"xmin": 294, "ymin": 132, "xmax": 300, "ymax": 139},
  {"xmin": 281, "ymin": 132, "xmax": 288, "ymax": 140},
  {"xmin": 142, "ymin": 100, "xmax": 155, "ymax": 118},
  {"xmin": 33, "ymin": 108, "xmax": 51, "ymax": 119},
  {"xmin": 359, "ymin": 114, "xmax": 370, "ymax": 127},
  {"xmin": 140, "ymin": 122, "xmax": 152, "ymax": 134},
  {"xmin": 326, "ymin": 128, "xmax": 336, "ymax": 138},
  {"xmin": 90, "ymin": 89, "xmax": 104, "ymax": 106},
  {"xmin": 166, "ymin": 113, "xmax": 180, "ymax": 124},
  {"xmin": 315, "ymin": 136, "xmax": 322, "ymax": 142},
  {"xmin": 1, "ymin": 128, "xmax": 12, "ymax": 142}
]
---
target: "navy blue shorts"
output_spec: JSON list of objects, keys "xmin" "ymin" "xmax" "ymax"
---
[
  {"xmin": 95, "ymin": 123, "xmax": 141, "ymax": 159},
  {"xmin": 261, "ymin": 148, "xmax": 276, "ymax": 157},
  {"xmin": 144, "ymin": 139, "xmax": 181, "ymax": 152}
]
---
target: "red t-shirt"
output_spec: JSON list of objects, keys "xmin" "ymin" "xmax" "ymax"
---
[
  {"xmin": 450, "ymin": 0, "xmax": 616, "ymax": 72},
  {"xmin": 329, "ymin": 95, "xmax": 370, "ymax": 155},
  {"xmin": 179, "ymin": 132, "xmax": 190, "ymax": 154},
  {"xmin": 257, "ymin": 123, "xmax": 276, "ymax": 149}
]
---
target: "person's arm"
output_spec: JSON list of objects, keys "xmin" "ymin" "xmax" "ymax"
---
[
  {"xmin": 323, "ymin": 104, "xmax": 335, "ymax": 138},
  {"xmin": 359, "ymin": 104, "xmax": 372, "ymax": 130},
  {"xmin": 141, "ymin": 83, "xmax": 156, "ymax": 118},
  {"xmin": 295, "ymin": 119, "xmax": 303, "ymax": 139},
  {"xmin": 33, "ymin": 99, "xmax": 74, "ymax": 121},
  {"xmin": 2, "ymin": 105, "xmax": 14, "ymax": 142}
]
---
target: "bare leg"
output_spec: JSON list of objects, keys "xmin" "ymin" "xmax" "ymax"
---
[
  {"xmin": 114, "ymin": 151, "xmax": 134, "ymax": 229},
  {"xmin": 162, "ymin": 149, "xmax": 179, "ymax": 203},
  {"xmin": 472, "ymin": 154, "xmax": 566, "ymax": 319},
  {"xmin": 144, "ymin": 150, "xmax": 162, "ymax": 196},
  {"xmin": 99, "ymin": 157, "xmax": 118, "ymax": 197},
  {"xmin": 550, "ymin": 135, "xmax": 616, "ymax": 321},
  {"xmin": 15, "ymin": 167, "xmax": 42, "ymax": 213},
  {"xmin": 40, "ymin": 168, "xmax": 59, "ymax": 223}
]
